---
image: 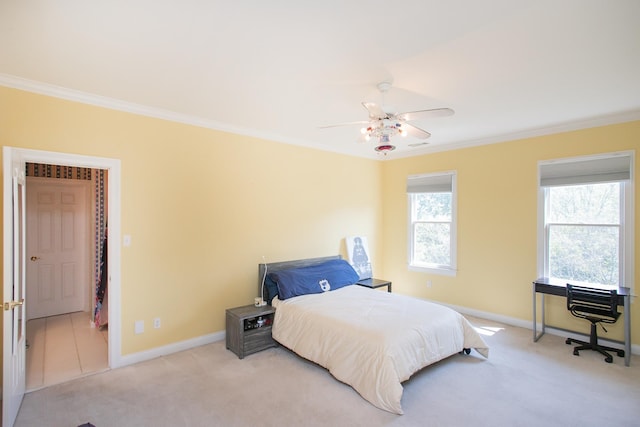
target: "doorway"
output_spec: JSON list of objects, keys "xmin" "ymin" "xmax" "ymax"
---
[
  {"xmin": 24, "ymin": 171, "xmax": 108, "ymax": 390},
  {"xmin": 3, "ymin": 146, "xmax": 123, "ymax": 427}
]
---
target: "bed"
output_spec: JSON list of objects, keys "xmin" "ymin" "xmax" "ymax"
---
[{"xmin": 259, "ymin": 256, "xmax": 489, "ymax": 414}]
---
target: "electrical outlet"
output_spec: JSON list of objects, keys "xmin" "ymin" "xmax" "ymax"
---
[
  {"xmin": 153, "ymin": 318, "xmax": 161, "ymax": 329},
  {"xmin": 427, "ymin": 280, "xmax": 433, "ymax": 288}
]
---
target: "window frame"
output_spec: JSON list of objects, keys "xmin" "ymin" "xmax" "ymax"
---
[
  {"xmin": 537, "ymin": 152, "xmax": 635, "ymax": 291},
  {"xmin": 407, "ymin": 171, "xmax": 457, "ymax": 276}
]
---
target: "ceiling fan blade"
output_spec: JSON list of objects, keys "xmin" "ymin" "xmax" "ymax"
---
[
  {"xmin": 319, "ymin": 120, "xmax": 370, "ymax": 129},
  {"xmin": 402, "ymin": 123, "xmax": 431, "ymax": 139},
  {"xmin": 362, "ymin": 102, "xmax": 387, "ymax": 120},
  {"xmin": 397, "ymin": 108, "xmax": 454, "ymax": 122}
]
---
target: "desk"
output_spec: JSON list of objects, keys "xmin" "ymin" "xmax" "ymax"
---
[
  {"xmin": 356, "ymin": 278, "xmax": 392, "ymax": 293},
  {"xmin": 532, "ymin": 277, "xmax": 631, "ymax": 366}
]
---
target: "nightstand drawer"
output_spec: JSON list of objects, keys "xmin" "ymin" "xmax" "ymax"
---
[{"xmin": 244, "ymin": 326, "xmax": 275, "ymax": 355}]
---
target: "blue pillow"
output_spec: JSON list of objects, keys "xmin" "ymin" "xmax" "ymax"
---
[
  {"xmin": 263, "ymin": 274, "xmax": 279, "ymax": 305},
  {"xmin": 268, "ymin": 259, "xmax": 359, "ymax": 300}
]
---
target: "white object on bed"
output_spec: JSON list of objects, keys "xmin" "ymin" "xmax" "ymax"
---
[{"xmin": 272, "ymin": 285, "xmax": 489, "ymax": 414}]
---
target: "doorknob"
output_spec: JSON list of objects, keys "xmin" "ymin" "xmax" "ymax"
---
[
  {"xmin": 4, "ymin": 299, "xmax": 24, "ymax": 311},
  {"xmin": 30, "ymin": 256, "xmax": 40, "ymax": 261}
]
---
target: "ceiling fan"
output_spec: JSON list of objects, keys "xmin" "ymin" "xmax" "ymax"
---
[{"xmin": 321, "ymin": 81, "xmax": 454, "ymax": 153}]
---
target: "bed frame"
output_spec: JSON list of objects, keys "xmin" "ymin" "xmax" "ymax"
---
[{"xmin": 258, "ymin": 255, "xmax": 342, "ymax": 302}]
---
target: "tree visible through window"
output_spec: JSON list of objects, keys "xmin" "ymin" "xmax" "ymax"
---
[
  {"xmin": 407, "ymin": 171, "xmax": 456, "ymax": 275},
  {"xmin": 547, "ymin": 183, "xmax": 621, "ymax": 286},
  {"xmin": 412, "ymin": 192, "xmax": 452, "ymax": 266}
]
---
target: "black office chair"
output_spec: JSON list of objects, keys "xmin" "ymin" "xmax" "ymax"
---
[{"xmin": 565, "ymin": 284, "xmax": 625, "ymax": 363}]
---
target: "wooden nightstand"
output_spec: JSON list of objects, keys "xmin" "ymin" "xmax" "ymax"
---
[
  {"xmin": 225, "ymin": 304, "xmax": 276, "ymax": 359},
  {"xmin": 356, "ymin": 278, "xmax": 392, "ymax": 293}
]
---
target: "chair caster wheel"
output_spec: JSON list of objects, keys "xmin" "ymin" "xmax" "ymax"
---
[
  {"xmin": 464, "ymin": 348, "xmax": 471, "ymax": 355},
  {"xmin": 565, "ymin": 338, "xmax": 572, "ymax": 345},
  {"xmin": 617, "ymin": 350, "xmax": 625, "ymax": 357},
  {"xmin": 605, "ymin": 356, "xmax": 613, "ymax": 363},
  {"xmin": 573, "ymin": 349, "xmax": 579, "ymax": 356}
]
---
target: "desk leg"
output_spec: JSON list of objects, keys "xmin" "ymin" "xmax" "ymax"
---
[
  {"xmin": 541, "ymin": 293, "xmax": 545, "ymax": 336},
  {"xmin": 532, "ymin": 285, "xmax": 537, "ymax": 341},
  {"xmin": 624, "ymin": 294, "xmax": 631, "ymax": 367},
  {"xmin": 533, "ymin": 286, "xmax": 545, "ymax": 342}
]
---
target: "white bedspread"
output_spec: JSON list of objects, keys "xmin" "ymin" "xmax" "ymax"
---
[{"xmin": 272, "ymin": 285, "xmax": 488, "ymax": 414}]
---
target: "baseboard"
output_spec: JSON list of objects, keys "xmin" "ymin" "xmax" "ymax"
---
[
  {"xmin": 117, "ymin": 330, "xmax": 226, "ymax": 368},
  {"xmin": 108, "ymin": 302, "xmax": 639, "ymax": 370},
  {"xmin": 4, "ymin": 303, "xmax": 636, "ymax": 405},
  {"xmin": 438, "ymin": 301, "xmax": 640, "ymax": 356}
]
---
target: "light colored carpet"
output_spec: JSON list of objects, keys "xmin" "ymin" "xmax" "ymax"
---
[{"xmin": 14, "ymin": 316, "xmax": 640, "ymax": 427}]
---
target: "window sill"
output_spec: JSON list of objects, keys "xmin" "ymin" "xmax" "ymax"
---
[{"xmin": 409, "ymin": 265, "xmax": 457, "ymax": 277}]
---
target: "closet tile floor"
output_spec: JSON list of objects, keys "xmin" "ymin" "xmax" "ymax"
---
[{"xmin": 26, "ymin": 311, "xmax": 109, "ymax": 391}]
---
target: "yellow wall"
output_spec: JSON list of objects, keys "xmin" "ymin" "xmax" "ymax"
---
[
  {"xmin": 1, "ymin": 84, "xmax": 639, "ymax": 372},
  {"xmin": 381, "ymin": 121, "xmax": 640, "ymax": 344},
  {"xmin": 0, "ymin": 86, "xmax": 383, "ymax": 356}
]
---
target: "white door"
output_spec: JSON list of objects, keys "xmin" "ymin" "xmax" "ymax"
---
[
  {"xmin": 26, "ymin": 178, "xmax": 90, "ymax": 319},
  {"xmin": 2, "ymin": 149, "xmax": 27, "ymax": 427}
]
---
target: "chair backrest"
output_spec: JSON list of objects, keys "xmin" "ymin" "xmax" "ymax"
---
[{"xmin": 566, "ymin": 284, "xmax": 620, "ymax": 323}]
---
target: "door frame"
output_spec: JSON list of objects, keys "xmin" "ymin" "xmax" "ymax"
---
[{"xmin": 3, "ymin": 147, "xmax": 123, "ymax": 369}]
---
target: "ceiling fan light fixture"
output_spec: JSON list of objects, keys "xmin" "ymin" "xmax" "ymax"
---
[
  {"xmin": 360, "ymin": 121, "xmax": 406, "ymax": 143},
  {"xmin": 320, "ymin": 81, "xmax": 453, "ymax": 153},
  {"xmin": 374, "ymin": 144, "xmax": 396, "ymax": 154}
]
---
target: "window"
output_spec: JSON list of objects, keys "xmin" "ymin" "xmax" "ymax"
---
[
  {"xmin": 538, "ymin": 152, "xmax": 634, "ymax": 288},
  {"xmin": 407, "ymin": 172, "xmax": 457, "ymax": 275}
]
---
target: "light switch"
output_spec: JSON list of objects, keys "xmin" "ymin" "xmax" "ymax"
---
[{"xmin": 135, "ymin": 320, "xmax": 144, "ymax": 334}]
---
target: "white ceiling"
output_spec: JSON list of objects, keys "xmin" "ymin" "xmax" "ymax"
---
[{"xmin": 1, "ymin": 0, "xmax": 639, "ymax": 160}]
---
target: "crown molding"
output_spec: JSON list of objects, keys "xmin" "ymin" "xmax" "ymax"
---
[
  {"xmin": 0, "ymin": 73, "xmax": 365, "ymax": 158},
  {"xmin": 0, "ymin": 73, "xmax": 274, "ymax": 137},
  {"xmin": 390, "ymin": 109, "xmax": 640, "ymax": 160},
  {"xmin": 2, "ymin": 73, "xmax": 639, "ymax": 162}
]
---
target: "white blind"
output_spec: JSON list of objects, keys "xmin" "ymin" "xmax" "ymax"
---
[
  {"xmin": 540, "ymin": 153, "xmax": 632, "ymax": 187},
  {"xmin": 407, "ymin": 173, "xmax": 453, "ymax": 193}
]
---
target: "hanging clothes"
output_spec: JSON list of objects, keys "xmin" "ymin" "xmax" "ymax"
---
[{"xmin": 95, "ymin": 230, "xmax": 108, "ymax": 328}]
